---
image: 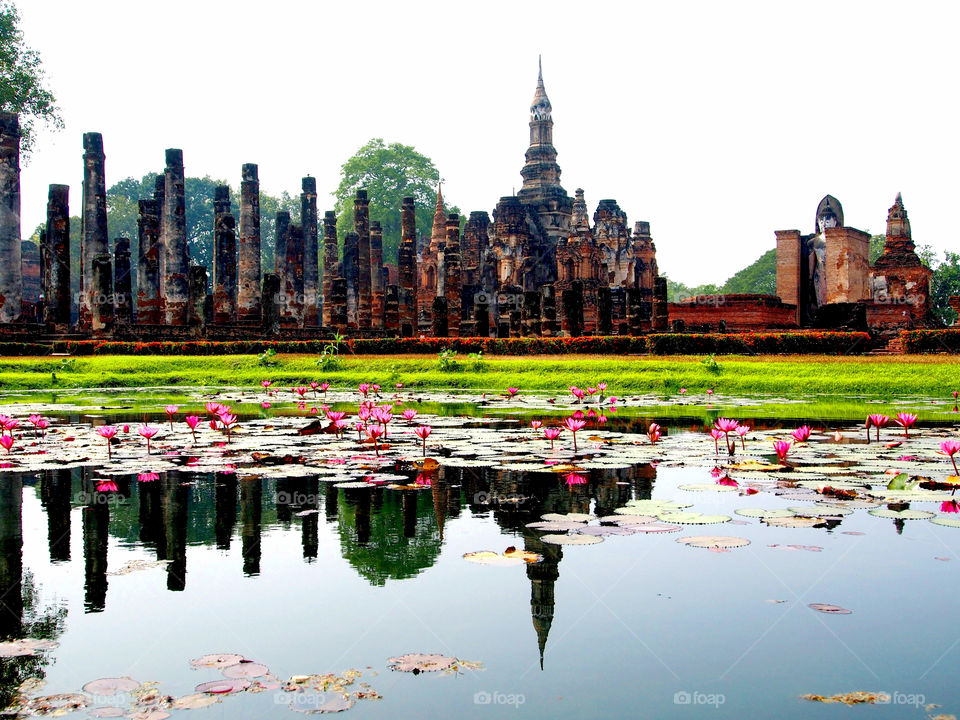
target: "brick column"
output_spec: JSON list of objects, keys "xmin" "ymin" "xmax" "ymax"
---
[
  {"xmin": 43, "ymin": 184, "xmax": 71, "ymax": 327},
  {"xmin": 161, "ymin": 149, "xmax": 189, "ymax": 325},
  {"xmin": 238, "ymin": 164, "xmax": 261, "ymax": 322}
]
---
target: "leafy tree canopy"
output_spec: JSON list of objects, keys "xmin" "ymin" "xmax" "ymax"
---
[
  {"xmin": 333, "ymin": 138, "xmax": 460, "ymax": 263},
  {"xmin": 0, "ymin": 0, "xmax": 62, "ymax": 158}
]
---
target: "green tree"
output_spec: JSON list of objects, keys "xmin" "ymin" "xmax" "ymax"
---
[
  {"xmin": 0, "ymin": 0, "xmax": 62, "ymax": 158},
  {"xmin": 721, "ymin": 248, "xmax": 776, "ymax": 295},
  {"xmin": 930, "ymin": 251, "xmax": 960, "ymax": 325},
  {"xmin": 333, "ymin": 138, "xmax": 460, "ymax": 263}
]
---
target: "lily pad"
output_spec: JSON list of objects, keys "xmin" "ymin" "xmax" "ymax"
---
[
  {"xmin": 195, "ymin": 678, "xmax": 251, "ymax": 694},
  {"xmin": 81, "ymin": 677, "xmax": 140, "ymax": 696},
  {"xmin": 222, "ymin": 661, "xmax": 269, "ymax": 679},
  {"xmin": 867, "ymin": 508, "xmax": 935, "ymax": 520},
  {"xmin": 931, "ymin": 516, "xmax": 960, "ymax": 528},
  {"xmin": 677, "ymin": 536, "xmax": 750, "ymax": 549},
  {"xmin": 387, "ymin": 653, "xmax": 456, "ymax": 673},
  {"xmin": 170, "ymin": 693, "xmax": 220, "ymax": 710},
  {"xmin": 190, "ymin": 653, "xmax": 244, "ymax": 670},
  {"xmin": 541, "ymin": 512, "xmax": 592, "ymax": 522},
  {"xmin": 89, "ymin": 708, "xmax": 127, "ymax": 717},
  {"xmin": 658, "ymin": 512, "xmax": 731, "ymax": 525},
  {"xmin": 808, "ymin": 603, "xmax": 852, "ymax": 614},
  {"xmin": 577, "ymin": 525, "xmax": 635, "ymax": 536},
  {"xmin": 764, "ymin": 516, "xmax": 827, "ymax": 528},
  {"xmin": 734, "ymin": 508, "xmax": 795, "ymax": 519},
  {"xmin": 540, "ymin": 533, "xmax": 604, "ymax": 545},
  {"xmin": 628, "ymin": 522, "xmax": 683, "ymax": 533}
]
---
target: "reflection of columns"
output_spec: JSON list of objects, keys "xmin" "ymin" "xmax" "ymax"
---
[
  {"xmin": 401, "ymin": 490, "xmax": 417, "ymax": 539},
  {"xmin": 276, "ymin": 478, "xmax": 295, "ymax": 523},
  {"xmin": 161, "ymin": 472, "xmax": 188, "ymax": 591},
  {"xmin": 214, "ymin": 472, "xmax": 237, "ymax": 550},
  {"xmin": 139, "ymin": 477, "xmax": 162, "ymax": 547},
  {"xmin": 40, "ymin": 470, "xmax": 72, "ymax": 562},
  {"xmin": 240, "ymin": 477, "xmax": 262, "ymax": 576},
  {"xmin": 431, "ymin": 480, "xmax": 449, "ymax": 541},
  {"xmin": 347, "ymin": 488, "xmax": 371, "ymax": 546},
  {"xmin": 324, "ymin": 483, "xmax": 339, "ymax": 523},
  {"xmin": 82, "ymin": 483, "xmax": 109, "ymax": 613},
  {"xmin": 302, "ymin": 478, "xmax": 319, "ymax": 561},
  {"xmin": 0, "ymin": 475, "xmax": 23, "ymax": 636}
]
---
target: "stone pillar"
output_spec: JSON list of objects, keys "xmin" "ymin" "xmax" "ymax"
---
[
  {"xmin": 283, "ymin": 222, "xmax": 304, "ymax": 325},
  {"xmin": 343, "ymin": 232, "xmax": 359, "ymax": 328},
  {"xmin": 370, "ymin": 220, "xmax": 384, "ymax": 328},
  {"xmin": 213, "ymin": 186, "xmax": 237, "ymax": 324},
  {"xmin": 561, "ymin": 282, "xmax": 584, "ymax": 337},
  {"xmin": 113, "ymin": 238, "xmax": 133, "ymax": 326},
  {"xmin": 597, "ymin": 287, "xmax": 613, "ymax": 335},
  {"xmin": 322, "ymin": 211, "xmax": 338, "ymax": 327},
  {"xmin": 475, "ymin": 303, "xmax": 490, "ymax": 338},
  {"xmin": 238, "ymin": 163, "xmax": 261, "ymax": 322},
  {"xmin": 775, "ymin": 229, "xmax": 802, "ymax": 325},
  {"xmin": 355, "ymin": 190, "xmax": 371, "ymax": 327},
  {"xmin": 431, "ymin": 297, "xmax": 448, "ymax": 337},
  {"xmin": 825, "ymin": 226, "xmax": 871, "ymax": 304},
  {"xmin": 384, "ymin": 285, "xmax": 400, "ymax": 333},
  {"xmin": 626, "ymin": 288, "xmax": 643, "ymax": 335},
  {"xmin": 540, "ymin": 284, "xmax": 558, "ymax": 337},
  {"xmin": 444, "ymin": 214, "xmax": 461, "ymax": 337},
  {"xmin": 91, "ymin": 253, "xmax": 113, "ymax": 333},
  {"xmin": 398, "ymin": 197, "xmax": 417, "ymax": 335},
  {"xmin": 43, "ymin": 184, "xmax": 71, "ymax": 327},
  {"xmin": 188, "ymin": 265, "xmax": 207, "ymax": 331},
  {"xmin": 523, "ymin": 291, "xmax": 541, "ymax": 336},
  {"xmin": 0, "ymin": 113, "xmax": 22, "ymax": 324},
  {"xmin": 330, "ymin": 276, "xmax": 348, "ymax": 330},
  {"xmin": 301, "ymin": 177, "xmax": 319, "ymax": 325},
  {"xmin": 79, "ymin": 132, "xmax": 109, "ymax": 328},
  {"xmin": 652, "ymin": 277, "xmax": 669, "ymax": 331},
  {"xmin": 137, "ymin": 198, "xmax": 161, "ymax": 324},
  {"xmin": 463, "ymin": 211, "xmax": 489, "ymax": 286},
  {"xmin": 274, "ymin": 210, "xmax": 289, "ymax": 279},
  {"xmin": 161, "ymin": 149, "xmax": 189, "ymax": 325},
  {"xmin": 261, "ymin": 273, "xmax": 280, "ymax": 334}
]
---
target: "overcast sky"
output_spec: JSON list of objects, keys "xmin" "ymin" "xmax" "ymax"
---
[{"xmin": 17, "ymin": 0, "xmax": 960, "ymax": 286}]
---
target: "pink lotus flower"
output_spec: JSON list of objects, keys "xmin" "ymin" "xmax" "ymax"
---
[
  {"xmin": 706, "ymin": 389, "xmax": 714, "ymax": 396},
  {"xmin": 717, "ymin": 477, "xmax": 739, "ymax": 487},
  {"xmin": 735, "ymin": 425, "xmax": 750, "ymax": 451},
  {"xmin": 506, "ymin": 387, "xmax": 519, "ymax": 399},
  {"xmin": 396, "ymin": 383, "xmax": 404, "ymax": 390},
  {"xmin": 791, "ymin": 425, "xmax": 812, "ymax": 443},
  {"xmin": 3, "ymin": 418, "xmax": 19, "ymax": 435},
  {"xmin": 310, "ymin": 381, "xmax": 319, "ymax": 393},
  {"xmin": 28, "ymin": 414, "xmax": 44, "ymax": 437},
  {"xmin": 96, "ymin": 425, "xmax": 118, "ymax": 459},
  {"xmin": 894, "ymin": 412, "xmax": 918, "ymax": 437},
  {"xmin": 122, "ymin": 424, "xmax": 129, "ymax": 433},
  {"xmin": 565, "ymin": 472, "xmax": 587, "ymax": 487},
  {"xmin": 164, "ymin": 405, "xmax": 178, "ymax": 429},
  {"xmin": 773, "ymin": 440, "xmax": 792, "ymax": 462},
  {"xmin": 358, "ymin": 383, "xmax": 370, "ymax": 397},
  {"xmin": 597, "ymin": 414, "xmax": 607, "ymax": 425},
  {"xmin": 597, "ymin": 382, "xmax": 607, "ymax": 392},
  {"xmin": 710, "ymin": 467, "xmax": 725, "ymax": 479},
  {"xmin": 941, "ymin": 500, "xmax": 959, "ymax": 514},
  {"xmin": 36, "ymin": 419, "xmax": 49, "ymax": 438},
  {"xmin": 138, "ymin": 472, "xmax": 159, "ymax": 483},
  {"xmin": 414, "ymin": 424, "xmax": 432, "ymax": 456},
  {"xmin": 327, "ymin": 410, "xmax": 346, "ymax": 422},
  {"xmin": 365, "ymin": 424, "xmax": 384, "ymax": 455},
  {"xmin": 571, "ymin": 387, "xmax": 585, "ymax": 403},
  {"xmin": 543, "ymin": 427, "xmax": 562, "ymax": 449},
  {"xmin": 648, "ymin": 423, "xmax": 661, "ymax": 444},
  {"xmin": 358, "ymin": 405, "xmax": 371, "ymax": 422},
  {"xmin": 261, "ymin": 380, "xmax": 272, "ymax": 388},
  {"xmin": 294, "ymin": 386, "xmax": 309, "ymax": 399},
  {"xmin": 564, "ymin": 417, "xmax": 587, "ymax": 452},
  {"xmin": 866, "ymin": 414, "xmax": 889, "ymax": 441},
  {"xmin": 402, "ymin": 409, "xmax": 418, "ymax": 422},
  {"xmin": 679, "ymin": 388, "xmax": 687, "ymax": 395},
  {"xmin": 205, "ymin": 401, "xmax": 223, "ymax": 417},
  {"xmin": 709, "ymin": 428, "xmax": 724, "ymax": 454},
  {"xmin": 531, "ymin": 420, "xmax": 543, "ymax": 431},
  {"xmin": 333, "ymin": 418, "xmax": 348, "ymax": 438},
  {"xmin": 938, "ymin": 439, "xmax": 960, "ymax": 476},
  {"xmin": 586, "ymin": 387, "xmax": 597, "ymax": 396},
  {"xmin": 185, "ymin": 415, "xmax": 200, "ymax": 442},
  {"xmin": 321, "ymin": 382, "xmax": 330, "ymax": 395},
  {"xmin": 0, "ymin": 435, "xmax": 14, "ymax": 453},
  {"xmin": 138, "ymin": 425, "xmax": 159, "ymax": 454},
  {"xmin": 261, "ymin": 401, "xmax": 271, "ymax": 409},
  {"xmin": 715, "ymin": 418, "xmax": 739, "ymax": 433},
  {"xmin": 95, "ymin": 480, "xmax": 118, "ymax": 493},
  {"xmin": 954, "ymin": 391, "xmax": 959, "ymax": 400},
  {"xmin": 218, "ymin": 412, "xmax": 238, "ymax": 442}
]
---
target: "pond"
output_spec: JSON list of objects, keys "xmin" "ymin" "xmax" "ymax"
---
[{"xmin": 0, "ymin": 387, "xmax": 957, "ymax": 719}]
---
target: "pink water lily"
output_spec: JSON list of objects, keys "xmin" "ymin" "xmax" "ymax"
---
[
  {"xmin": 138, "ymin": 424, "xmax": 159, "ymax": 454},
  {"xmin": 564, "ymin": 417, "xmax": 587, "ymax": 452},
  {"xmin": 648, "ymin": 423, "xmax": 661, "ymax": 444},
  {"xmin": 414, "ymin": 424, "xmax": 432, "ymax": 456},
  {"xmin": 941, "ymin": 500, "xmax": 959, "ymax": 514},
  {"xmin": 938, "ymin": 440, "xmax": 960, "ymax": 477},
  {"xmin": 773, "ymin": 440, "xmax": 792, "ymax": 462},
  {"xmin": 365, "ymin": 425, "xmax": 384, "ymax": 456},
  {"xmin": 358, "ymin": 383, "xmax": 370, "ymax": 397},
  {"xmin": 95, "ymin": 480, "xmax": 118, "ymax": 493},
  {"xmin": 35, "ymin": 418, "xmax": 49, "ymax": 439},
  {"xmin": 218, "ymin": 413, "xmax": 238, "ymax": 442},
  {"xmin": 679, "ymin": 388, "xmax": 687, "ymax": 395},
  {"xmin": 506, "ymin": 387, "xmax": 519, "ymax": 399},
  {"xmin": 791, "ymin": 425, "xmax": 812, "ymax": 443},
  {"xmin": 3, "ymin": 418, "xmax": 19, "ymax": 436},
  {"xmin": 164, "ymin": 405, "xmax": 178, "ymax": 429},
  {"xmin": 0, "ymin": 435, "xmax": 13, "ymax": 453},
  {"xmin": 138, "ymin": 472, "xmax": 159, "ymax": 482},
  {"xmin": 709, "ymin": 428, "xmax": 724, "ymax": 454},
  {"xmin": 327, "ymin": 410, "xmax": 346, "ymax": 423},
  {"xmin": 185, "ymin": 415, "xmax": 200, "ymax": 442},
  {"xmin": 333, "ymin": 418, "xmax": 348, "ymax": 438},
  {"xmin": 261, "ymin": 380, "xmax": 272, "ymax": 389},
  {"xmin": 597, "ymin": 414, "xmax": 607, "ymax": 425},
  {"xmin": 735, "ymin": 425, "xmax": 750, "ymax": 451},
  {"xmin": 402, "ymin": 409, "xmax": 418, "ymax": 422},
  {"xmin": 894, "ymin": 412, "xmax": 918, "ymax": 437},
  {"xmin": 544, "ymin": 427, "xmax": 561, "ymax": 450},
  {"xmin": 205, "ymin": 401, "xmax": 223, "ymax": 417},
  {"xmin": 866, "ymin": 414, "xmax": 889, "ymax": 441},
  {"xmin": 28, "ymin": 414, "xmax": 44, "ymax": 437},
  {"xmin": 571, "ymin": 387, "xmax": 585, "ymax": 403},
  {"xmin": 714, "ymin": 417, "xmax": 738, "ymax": 453},
  {"xmin": 531, "ymin": 420, "xmax": 543, "ymax": 432},
  {"xmin": 96, "ymin": 426, "xmax": 117, "ymax": 459}
]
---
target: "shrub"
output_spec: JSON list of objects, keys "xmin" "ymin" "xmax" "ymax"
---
[{"xmin": 900, "ymin": 329, "xmax": 960, "ymax": 354}]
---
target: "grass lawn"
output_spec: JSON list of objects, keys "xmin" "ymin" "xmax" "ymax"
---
[{"xmin": 0, "ymin": 353, "xmax": 954, "ymax": 398}]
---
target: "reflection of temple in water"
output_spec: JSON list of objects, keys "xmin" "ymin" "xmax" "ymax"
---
[{"xmin": 4, "ymin": 458, "xmax": 660, "ymax": 668}]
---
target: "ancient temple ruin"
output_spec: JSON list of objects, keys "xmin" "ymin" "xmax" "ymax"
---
[{"xmin": 0, "ymin": 62, "xmax": 947, "ymax": 342}]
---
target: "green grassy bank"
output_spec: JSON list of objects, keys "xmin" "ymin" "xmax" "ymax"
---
[{"xmin": 0, "ymin": 354, "xmax": 955, "ymax": 398}]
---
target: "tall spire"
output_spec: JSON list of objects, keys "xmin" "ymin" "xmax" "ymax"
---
[
  {"xmin": 430, "ymin": 185, "xmax": 446, "ymax": 251},
  {"xmin": 519, "ymin": 58, "xmax": 566, "ymax": 206},
  {"xmin": 531, "ymin": 55, "xmax": 552, "ymax": 121}
]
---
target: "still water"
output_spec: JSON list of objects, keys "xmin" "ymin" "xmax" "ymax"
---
[{"xmin": 0, "ymin": 410, "xmax": 958, "ymax": 718}]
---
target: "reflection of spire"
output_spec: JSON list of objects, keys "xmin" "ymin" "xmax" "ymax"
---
[
  {"xmin": 240, "ymin": 477, "xmax": 262, "ymax": 576},
  {"xmin": 214, "ymin": 472, "xmax": 237, "ymax": 550},
  {"xmin": 431, "ymin": 480, "xmax": 449, "ymax": 542},
  {"xmin": 162, "ymin": 471, "xmax": 188, "ymax": 592},
  {"xmin": 302, "ymin": 478, "xmax": 319, "ymax": 561},
  {"xmin": 525, "ymin": 532, "xmax": 560, "ymax": 670},
  {"xmin": 40, "ymin": 469, "xmax": 71, "ymax": 562},
  {"xmin": 82, "ymin": 477, "xmax": 109, "ymax": 613}
]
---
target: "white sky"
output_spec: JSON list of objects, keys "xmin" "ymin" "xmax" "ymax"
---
[{"xmin": 17, "ymin": 0, "xmax": 960, "ymax": 286}]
